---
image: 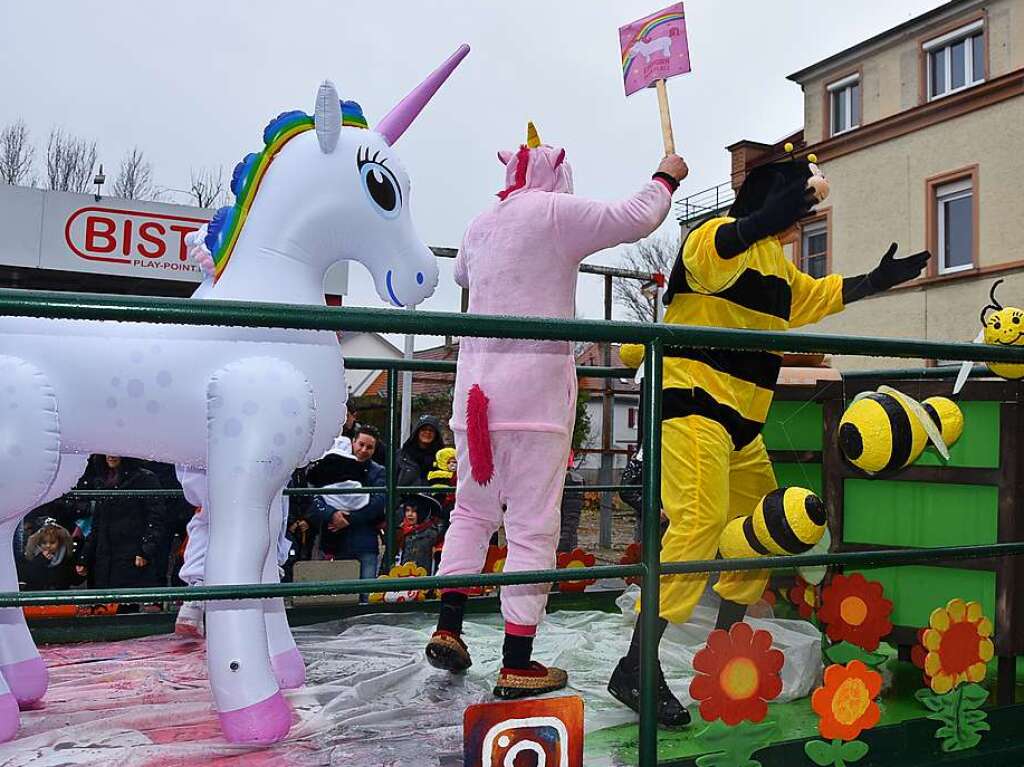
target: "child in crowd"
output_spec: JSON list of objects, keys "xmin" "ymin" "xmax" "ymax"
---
[
  {"xmin": 395, "ymin": 495, "xmax": 441, "ymax": 573},
  {"xmin": 20, "ymin": 521, "xmax": 80, "ymax": 591}
]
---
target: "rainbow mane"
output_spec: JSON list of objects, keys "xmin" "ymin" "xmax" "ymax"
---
[{"xmin": 205, "ymin": 101, "xmax": 368, "ymax": 281}]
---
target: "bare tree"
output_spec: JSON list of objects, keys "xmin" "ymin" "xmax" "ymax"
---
[
  {"xmin": 111, "ymin": 147, "xmax": 158, "ymax": 200},
  {"xmin": 188, "ymin": 165, "xmax": 225, "ymax": 208},
  {"xmin": 45, "ymin": 127, "xmax": 98, "ymax": 193},
  {"xmin": 0, "ymin": 120, "xmax": 36, "ymax": 186},
  {"xmin": 613, "ymin": 234, "xmax": 680, "ymax": 323}
]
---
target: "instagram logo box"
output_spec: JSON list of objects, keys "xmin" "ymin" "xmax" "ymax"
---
[{"xmin": 464, "ymin": 695, "xmax": 584, "ymax": 767}]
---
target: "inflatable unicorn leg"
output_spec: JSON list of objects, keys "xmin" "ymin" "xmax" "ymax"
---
[
  {"xmin": 265, "ymin": 490, "xmax": 304, "ymax": 690},
  {"xmin": 0, "ymin": 356, "xmax": 91, "ymax": 740},
  {"xmin": 203, "ymin": 358, "xmax": 314, "ymax": 744}
]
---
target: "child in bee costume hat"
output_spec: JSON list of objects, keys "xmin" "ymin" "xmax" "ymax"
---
[
  {"xmin": 424, "ymin": 121, "xmax": 688, "ymax": 700},
  {"xmin": 607, "ymin": 148, "xmax": 931, "ymax": 726}
]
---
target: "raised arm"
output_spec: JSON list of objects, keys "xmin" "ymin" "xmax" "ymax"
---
[{"xmin": 553, "ymin": 155, "xmax": 687, "ymax": 262}]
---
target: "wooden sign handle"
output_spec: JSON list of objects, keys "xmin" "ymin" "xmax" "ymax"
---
[{"xmin": 655, "ymin": 79, "xmax": 675, "ymax": 154}]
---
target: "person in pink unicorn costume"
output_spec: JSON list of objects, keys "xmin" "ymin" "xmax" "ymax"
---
[{"xmin": 424, "ymin": 121, "xmax": 688, "ymax": 698}]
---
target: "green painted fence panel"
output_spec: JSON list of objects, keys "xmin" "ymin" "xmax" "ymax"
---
[{"xmin": 844, "ymin": 480, "xmax": 998, "ymax": 548}]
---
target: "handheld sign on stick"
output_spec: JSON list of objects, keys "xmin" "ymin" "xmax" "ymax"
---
[{"xmin": 619, "ymin": 3, "xmax": 691, "ymax": 154}]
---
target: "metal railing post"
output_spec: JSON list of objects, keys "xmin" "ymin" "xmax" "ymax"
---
[
  {"xmin": 638, "ymin": 339, "xmax": 663, "ymax": 766},
  {"xmin": 385, "ymin": 370, "xmax": 399, "ymax": 567}
]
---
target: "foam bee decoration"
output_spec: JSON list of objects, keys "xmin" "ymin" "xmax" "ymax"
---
[
  {"xmin": 953, "ymin": 280, "xmax": 1024, "ymax": 394},
  {"xmin": 719, "ymin": 487, "xmax": 827, "ymax": 560},
  {"xmin": 838, "ymin": 386, "xmax": 963, "ymax": 476},
  {"xmin": 783, "ymin": 141, "xmax": 830, "ymax": 203}
]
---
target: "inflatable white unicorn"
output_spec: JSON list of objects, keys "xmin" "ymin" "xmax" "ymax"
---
[{"xmin": 0, "ymin": 44, "xmax": 468, "ymax": 744}]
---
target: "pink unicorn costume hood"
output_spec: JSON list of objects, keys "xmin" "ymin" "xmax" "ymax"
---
[{"xmin": 497, "ymin": 122, "xmax": 573, "ymax": 199}]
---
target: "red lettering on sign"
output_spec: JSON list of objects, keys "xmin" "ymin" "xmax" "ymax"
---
[
  {"xmin": 168, "ymin": 225, "xmax": 197, "ymax": 262},
  {"xmin": 85, "ymin": 216, "xmax": 117, "ymax": 254},
  {"xmin": 121, "ymin": 219, "xmax": 133, "ymax": 257},
  {"xmin": 66, "ymin": 206, "xmax": 209, "ymax": 267},
  {"xmin": 137, "ymin": 222, "xmax": 167, "ymax": 258}
]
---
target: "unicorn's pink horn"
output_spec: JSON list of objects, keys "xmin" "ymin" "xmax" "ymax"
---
[{"xmin": 376, "ymin": 44, "xmax": 470, "ymax": 146}]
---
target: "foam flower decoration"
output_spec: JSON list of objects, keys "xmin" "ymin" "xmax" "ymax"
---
[
  {"xmin": 787, "ymin": 575, "xmax": 817, "ymax": 620},
  {"xmin": 910, "ymin": 627, "xmax": 931, "ymax": 687},
  {"xmin": 556, "ymin": 548, "xmax": 596, "ymax": 592},
  {"xmin": 812, "ymin": 660, "xmax": 882, "ymax": 741},
  {"xmin": 618, "ymin": 542, "xmax": 642, "ymax": 586},
  {"xmin": 818, "ymin": 574, "xmax": 892, "ymax": 652},
  {"xmin": 921, "ymin": 598, "xmax": 994, "ymax": 694},
  {"xmin": 368, "ymin": 562, "xmax": 428, "ymax": 603},
  {"xmin": 690, "ymin": 622, "xmax": 784, "ymax": 725},
  {"xmin": 482, "ymin": 545, "xmax": 507, "ymax": 574}
]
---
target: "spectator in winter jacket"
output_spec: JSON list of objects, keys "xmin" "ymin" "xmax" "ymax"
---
[
  {"xmin": 395, "ymin": 494, "xmax": 442, "ymax": 572},
  {"xmin": 74, "ymin": 456, "xmax": 169, "ymax": 602},
  {"xmin": 341, "ymin": 406, "xmax": 388, "ymax": 465},
  {"xmin": 306, "ymin": 427, "xmax": 387, "ymax": 602},
  {"xmin": 396, "ymin": 415, "xmax": 447, "ymax": 488},
  {"xmin": 19, "ymin": 521, "xmax": 82, "ymax": 591}
]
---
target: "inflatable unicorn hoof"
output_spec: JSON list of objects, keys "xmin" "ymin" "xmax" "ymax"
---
[
  {"xmin": 0, "ymin": 692, "xmax": 18, "ymax": 742},
  {"xmin": 271, "ymin": 647, "xmax": 306, "ymax": 690},
  {"xmin": 1, "ymin": 657, "xmax": 48, "ymax": 708},
  {"xmin": 218, "ymin": 691, "xmax": 292, "ymax": 744}
]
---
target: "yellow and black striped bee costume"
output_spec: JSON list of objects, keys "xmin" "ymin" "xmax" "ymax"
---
[{"xmin": 645, "ymin": 214, "xmax": 845, "ymax": 625}]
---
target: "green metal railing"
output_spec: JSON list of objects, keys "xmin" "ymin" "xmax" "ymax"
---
[{"xmin": 5, "ymin": 286, "xmax": 1024, "ymax": 766}]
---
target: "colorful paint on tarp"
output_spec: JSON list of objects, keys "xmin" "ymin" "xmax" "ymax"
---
[
  {"xmin": 464, "ymin": 695, "xmax": 584, "ymax": 767},
  {"xmin": 619, "ymin": 3, "xmax": 691, "ymax": 96}
]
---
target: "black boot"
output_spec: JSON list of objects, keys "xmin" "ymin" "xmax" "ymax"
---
[
  {"xmin": 715, "ymin": 598, "xmax": 747, "ymax": 631},
  {"xmin": 607, "ymin": 656, "xmax": 691, "ymax": 727}
]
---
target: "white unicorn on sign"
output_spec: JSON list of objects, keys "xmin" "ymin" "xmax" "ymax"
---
[
  {"xmin": 631, "ymin": 35, "xmax": 672, "ymax": 64},
  {"xmin": 0, "ymin": 44, "xmax": 468, "ymax": 745}
]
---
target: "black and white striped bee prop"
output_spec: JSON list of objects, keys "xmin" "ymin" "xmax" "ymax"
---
[
  {"xmin": 837, "ymin": 386, "xmax": 963, "ymax": 477},
  {"xmin": 719, "ymin": 487, "xmax": 827, "ymax": 560}
]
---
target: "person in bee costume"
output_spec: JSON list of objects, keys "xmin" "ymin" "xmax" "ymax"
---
[{"xmin": 607, "ymin": 150, "xmax": 931, "ymax": 726}]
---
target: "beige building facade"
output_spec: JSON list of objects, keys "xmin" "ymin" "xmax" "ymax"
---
[{"xmin": 725, "ymin": 0, "xmax": 1024, "ymax": 369}]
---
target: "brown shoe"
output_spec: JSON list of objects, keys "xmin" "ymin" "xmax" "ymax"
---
[
  {"xmin": 493, "ymin": 662, "xmax": 568, "ymax": 699},
  {"xmin": 425, "ymin": 630, "xmax": 472, "ymax": 673}
]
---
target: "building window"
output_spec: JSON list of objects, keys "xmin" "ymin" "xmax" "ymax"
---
[
  {"xmin": 800, "ymin": 220, "xmax": 829, "ymax": 278},
  {"xmin": 925, "ymin": 20, "xmax": 984, "ymax": 100},
  {"xmin": 935, "ymin": 178, "xmax": 974, "ymax": 274},
  {"xmin": 828, "ymin": 74, "xmax": 860, "ymax": 136},
  {"xmin": 627, "ymin": 407, "xmax": 637, "ymax": 429}
]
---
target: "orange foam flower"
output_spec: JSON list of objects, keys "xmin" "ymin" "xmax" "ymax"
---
[
  {"xmin": 812, "ymin": 660, "xmax": 882, "ymax": 741},
  {"xmin": 619, "ymin": 542, "xmax": 642, "ymax": 586},
  {"xmin": 482, "ymin": 545, "xmax": 507, "ymax": 574},
  {"xmin": 818, "ymin": 573, "xmax": 892, "ymax": 651},
  {"xmin": 787, "ymin": 575, "xmax": 817, "ymax": 619},
  {"xmin": 922, "ymin": 598, "xmax": 994, "ymax": 694},
  {"xmin": 689, "ymin": 622, "xmax": 784, "ymax": 725},
  {"xmin": 556, "ymin": 548, "xmax": 596, "ymax": 592}
]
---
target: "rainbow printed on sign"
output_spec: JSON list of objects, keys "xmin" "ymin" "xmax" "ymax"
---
[{"xmin": 619, "ymin": 3, "xmax": 691, "ymax": 96}]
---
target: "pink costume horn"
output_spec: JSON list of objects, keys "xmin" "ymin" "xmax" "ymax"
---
[{"xmin": 376, "ymin": 43, "xmax": 470, "ymax": 145}]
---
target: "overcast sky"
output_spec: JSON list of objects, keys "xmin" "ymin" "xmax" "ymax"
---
[{"xmin": 1, "ymin": 0, "xmax": 946, "ymax": 347}]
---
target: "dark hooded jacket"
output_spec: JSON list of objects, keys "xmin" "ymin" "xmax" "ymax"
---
[
  {"xmin": 396, "ymin": 415, "xmax": 447, "ymax": 488},
  {"xmin": 75, "ymin": 456, "xmax": 168, "ymax": 589}
]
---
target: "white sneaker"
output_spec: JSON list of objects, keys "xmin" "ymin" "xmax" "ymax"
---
[{"xmin": 175, "ymin": 601, "xmax": 205, "ymax": 638}]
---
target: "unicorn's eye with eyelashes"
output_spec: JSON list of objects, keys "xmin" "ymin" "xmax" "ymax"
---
[{"xmin": 357, "ymin": 147, "xmax": 402, "ymax": 219}]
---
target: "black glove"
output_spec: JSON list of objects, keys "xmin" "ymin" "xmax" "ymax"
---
[
  {"xmin": 716, "ymin": 179, "xmax": 817, "ymax": 258},
  {"xmin": 842, "ymin": 243, "xmax": 931, "ymax": 303}
]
